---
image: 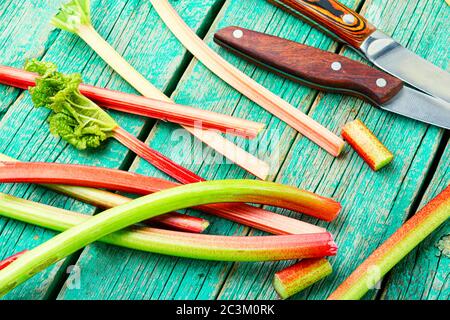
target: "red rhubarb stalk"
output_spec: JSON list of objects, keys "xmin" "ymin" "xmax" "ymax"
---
[
  {"xmin": 0, "ymin": 155, "xmax": 207, "ymax": 233},
  {"xmin": 0, "ymin": 161, "xmax": 341, "ymax": 224},
  {"xmin": 328, "ymin": 185, "xmax": 450, "ymax": 300},
  {"xmin": 273, "ymin": 258, "xmax": 332, "ymax": 299},
  {"xmin": 342, "ymin": 119, "xmax": 393, "ymax": 171},
  {"xmin": 0, "ymin": 251, "xmax": 28, "ymax": 271},
  {"xmin": 0, "ymin": 65, "xmax": 263, "ymax": 138},
  {"xmin": 0, "ymin": 179, "xmax": 338, "ymax": 295},
  {"xmin": 0, "ymin": 155, "xmax": 324, "ymax": 235}
]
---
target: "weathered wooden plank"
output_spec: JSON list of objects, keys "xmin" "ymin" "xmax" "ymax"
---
[
  {"xmin": 381, "ymin": 140, "xmax": 449, "ymax": 300},
  {"xmin": 217, "ymin": 0, "xmax": 449, "ymax": 300},
  {"xmin": 57, "ymin": 0, "xmax": 363, "ymax": 300},
  {"xmin": 0, "ymin": 0, "xmax": 222, "ymax": 299},
  {"xmin": 0, "ymin": 0, "xmax": 60, "ymax": 120}
]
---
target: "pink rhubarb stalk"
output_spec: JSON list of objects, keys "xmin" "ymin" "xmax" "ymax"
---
[
  {"xmin": 0, "ymin": 65, "xmax": 263, "ymax": 138},
  {"xmin": 328, "ymin": 185, "xmax": 450, "ymax": 300},
  {"xmin": 273, "ymin": 258, "xmax": 332, "ymax": 299},
  {"xmin": 0, "ymin": 161, "xmax": 340, "ymax": 227},
  {"xmin": 112, "ymin": 126, "xmax": 204, "ymax": 184}
]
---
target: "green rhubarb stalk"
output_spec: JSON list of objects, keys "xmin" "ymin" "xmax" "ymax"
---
[
  {"xmin": 0, "ymin": 193, "xmax": 334, "ymax": 262},
  {"xmin": 273, "ymin": 259, "xmax": 332, "ymax": 299},
  {"xmin": 328, "ymin": 185, "xmax": 450, "ymax": 300},
  {"xmin": 0, "ymin": 180, "xmax": 337, "ymax": 296},
  {"xmin": 342, "ymin": 119, "xmax": 393, "ymax": 171}
]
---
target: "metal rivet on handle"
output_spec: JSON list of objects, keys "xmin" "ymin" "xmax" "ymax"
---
[
  {"xmin": 343, "ymin": 14, "xmax": 356, "ymax": 24},
  {"xmin": 376, "ymin": 78, "xmax": 387, "ymax": 87},
  {"xmin": 331, "ymin": 62, "xmax": 342, "ymax": 71},
  {"xmin": 233, "ymin": 29, "xmax": 243, "ymax": 39}
]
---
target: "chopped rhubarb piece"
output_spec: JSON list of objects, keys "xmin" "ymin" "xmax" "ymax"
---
[
  {"xmin": 273, "ymin": 258, "xmax": 332, "ymax": 299},
  {"xmin": 342, "ymin": 119, "xmax": 393, "ymax": 171}
]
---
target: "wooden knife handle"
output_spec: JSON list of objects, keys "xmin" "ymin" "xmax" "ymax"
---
[
  {"xmin": 214, "ymin": 27, "xmax": 403, "ymax": 105},
  {"xmin": 267, "ymin": 0, "xmax": 376, "ymax": 48}
]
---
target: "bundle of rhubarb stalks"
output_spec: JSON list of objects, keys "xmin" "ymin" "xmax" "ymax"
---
[{"xmin": 0, "ymin": 0, "xmax": 449, "ymax": 301}]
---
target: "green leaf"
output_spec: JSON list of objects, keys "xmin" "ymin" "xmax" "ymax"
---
[
  {"xmin": 51, "ymin": 0, "xmax": 91, "ymax": 33},
  {"xmin": 25, "ymin": 59, "xmax": 117, "ymax": 150}
]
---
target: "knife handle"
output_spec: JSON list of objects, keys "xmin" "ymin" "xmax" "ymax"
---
[
  {"xmin": 214, "ymin": 27, "xmax": 403, "ymax": 105},
  {"xmin": 267, "ymin": 0, "xmax": 376, "ymax": 48}
]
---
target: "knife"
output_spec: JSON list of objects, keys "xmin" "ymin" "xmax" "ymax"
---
[
  {"xmin": 213, "ymin": 27, "xmax": 450, "ymax": 129},
  {"xmin": 264, "ymin": 0, "xmax": 450, "ymax": 103}
]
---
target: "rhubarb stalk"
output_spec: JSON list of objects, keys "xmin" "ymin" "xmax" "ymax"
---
[
  {"xmin": 273, "ymin": 259, "xmax": 332, "ymax": 299},
  {"xmin": 0, "ymin": 160, "xmax": 341, "ymax": 223},
  {"xmin": 328, "ymin": 185, "xmax": 450, "ymax": 300},
  {"xmin": 342, "ymin": 119, "xmax": 393, "ymax": 171},
  {"xmin": 50, "ymin": 0, "xmax": 270, "ymax": 179},
  {"xmin": 0, "ymin": 193, "xmax": 335, "ymax": 262},
  {"xmin": 0, "ymin": 180, "xmax": 338, "ymax": 296},
  {"xmin": 0, "ymin": 153, "xmax": 207, "ymax": 233},
  {"xmin": 24, "ymin": 59, "xmax": 205, "ymax": 184},
  {"xmin": 0, "ymin": 65, "xmax": 263, "ymax": 138},
  {"xmin": 0, "ymin": 154, "xmax": 326, "ymax": 235},
  {"xmin": 148, "ymin": 0, "xmax": 345, "ymax": 156}
]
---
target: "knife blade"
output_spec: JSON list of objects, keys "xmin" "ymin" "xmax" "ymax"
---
[
  {"xmin": 265, "ymin": 0, "xmax": 450, "ymax": 103},
  {"xmin": 213, "ymin": 27, "xmax": 450, "ymax": 129}
]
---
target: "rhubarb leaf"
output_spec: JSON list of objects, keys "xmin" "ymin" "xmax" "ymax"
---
[
  {"xmin": 24, "ymin": 59, "xmax": 117, "ymax": 150},
  {"xmin": 51, "ymin": 0, "xmax": 91, "ymax": 33}
]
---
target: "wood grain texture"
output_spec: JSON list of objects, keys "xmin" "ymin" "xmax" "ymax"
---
[
  {"xmin": 381, "ymin": 140, "xmax": 449, "ymax": 300},
  {"xmin": 0, "ymin": 0, "xmax": 223, "ymax": 299},
  {"xmin": 267, "ymin": 0, "xmax": 376, "ymax": 47},
  {"xmin": 214, "ymin": 26, "xmax": 403, "ymax": 105}
]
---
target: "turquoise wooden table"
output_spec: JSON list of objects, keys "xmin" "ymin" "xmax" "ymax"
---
[{"xmin": 0, "ymin": 0, "xmax": 448, "ymax": 300}]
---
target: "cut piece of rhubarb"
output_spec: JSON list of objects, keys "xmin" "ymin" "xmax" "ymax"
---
[
  {"xmin": 342, "ymin": 119, "xmax": 393, "ymax": 171},
  {"xmin": 0, "ymin": 154, "xmax": 325, "ymax": 235},
  {"xmin": 0, "ymin": 161, "xmax": 341, "ymax": 223},
  {"xmin": 0, "ymin": 179, "xmax": 338, "ymax": 296},
  {"xmin": 328, "ymin": 185, "xmax": 450, "ymax": 300},
  {"xmin": 0, "ymin": 251, "xmax": 27, "ymax": 271},
  {"xmin": 273, "ymin": 258, "xmax": 332, "ymax": 299},
  {"xmin": 0, "ymin": 155, "xmax": 207, "ymax": 234},
  {"xmin": 0, "ymin": 65, "xmax": 263, "ymax": 138},
  {"xmin": 0, "ymin": 193, "xmax": 336, "ymax": 262},
  {"xmin": 148, "ymin": 0, "xmax": 345, "ymax": 156}
]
